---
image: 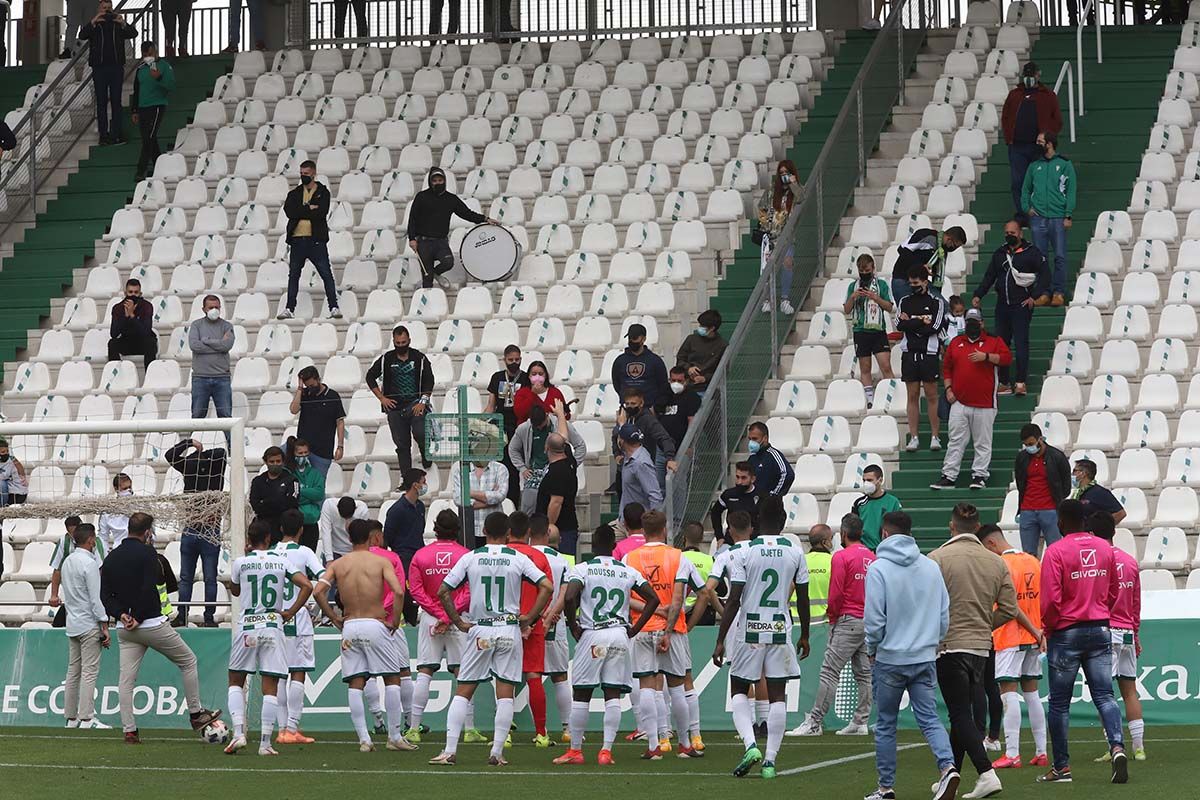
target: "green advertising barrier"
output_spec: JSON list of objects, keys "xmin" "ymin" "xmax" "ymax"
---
[{"xmin": 0, "ymin": 621, "xmax": 1194, "ymax": 731}]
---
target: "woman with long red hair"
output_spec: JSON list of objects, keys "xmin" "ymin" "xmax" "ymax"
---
[{"xmin": 757, "ymin": 160, "xmax": 803, "ymax": 315}]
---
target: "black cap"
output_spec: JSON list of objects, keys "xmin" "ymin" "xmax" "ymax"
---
[{"xmin": 625, "ymin": 323, "xmax": 648, "ymax": 339}]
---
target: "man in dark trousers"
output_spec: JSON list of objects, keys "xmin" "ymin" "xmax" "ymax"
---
[
  {"xmin": 79, "ymin": 0, "xmax": 138, "ymax": 146},
  {"xmin": 710, "ymin": 460, "xmax": 759, "ymax": 542},
  {"xmin": 107, "ymin": 278, "xmax": 156, "ymax": 367},
  {"xmin": 898, "ymin": 264, "xmax": 948, "ymax": 453},
  {"xmin": 365, "ymin": 325, "xmax": 436, "ymax": 477},
  {"xmin": 130, "ymin": 41, "xmax": 174, "ymax": 181},
  {"xmin": 249, "ymin": 446, "xmax": 300, "ymax": 544},
  {"xmin": 165, "ymin": 438, "xmax": 225, "ymax": 627},
  {"xmin": 611, "ymin": 323, "xmax": 671, "ymax": 408},
  {"xmin": 280, "ymin": 159, "xmax": 340, "ymax": 319},
  {"xmin": 405, "ymin": 166, "xmax": 498, "ymax": 288},
  {"xmin": 1001, "ymin": 62, "xmax": 1063, "ymax": 225}
]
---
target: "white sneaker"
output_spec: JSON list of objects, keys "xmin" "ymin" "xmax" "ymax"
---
[
  {"xmin": 329, "ymin": 307, "xmax": 343, "ymax": 319},
  {"xmin": 761, "ymin": 300, "xmax": 771, "ymax": 313},
  {"xmin": 963, "ymin": 769, "xmax": 1002, "ymax": 798},
  {"xmin": 862, "ymin": 18, "xmax": 882, "ymax": 29},
  {"xmin": 359, "ymin": 741, "xmax": 376, "ymax": 753},
  {"xmin": 836, "ymin": 723, "xmax": 869, "ymax": 736},
  {"xmin": 780, "ymin": 299, "xmax": 795, "ymax": 316},
  {"xmin": 983, "ymin": 737, "xmax": 1001, "ymax": 753},
  {"xmin": 276, "ymin": 308, "xmax": 294, "ymax": 320},
  {"xmin": 929, "ymin": 435, "xmax": 942, "ymax": 451},
  {"xmin": 905, "ymin": 436, "xmax": 920, "ymax": 452},
  {"xmin": 224, "ymin": 734, "xmax": 247, "ymax": 755},
  {"xmin": 258, "ymin": 745, "xmax": 279, "ymax": 756},
  {"xmin": 784, "ymin": 716, "xmax": 822, "ymax": 737},
  {"xmin": 79, "ymin": 719, "xmax": 111, "ymax": 729},
  {"xmin": 387, "ymin": 736, "xmax": 418, "ymax": 751},
  {"xmin": 66, "ymin": 719, "xmax": 80, "ymax": 729}
]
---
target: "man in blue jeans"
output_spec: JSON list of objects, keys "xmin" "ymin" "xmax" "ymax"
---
[
  {"xmin": 1022, "ymin": 131, "xmax": 1077, "ymax": 307},
  {"xmin": 165, "ymin": 439, "xmax": 227, "ymax": 627},
  {"xmin": 863, "ymin": 510, "xmax": 960, "ymax": 800},
  {"xmin": 189, "ymin": 294, "xmax": 233, "ymax": 417},
  {"xmin": 1014, "ymin": 422, "xmax": 1071, "ymax": 555},
  {"xmin": 279, "ymin": 160, "xmax": 341, "ymax": 321}
]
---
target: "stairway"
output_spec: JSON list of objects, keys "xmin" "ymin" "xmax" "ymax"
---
[
  {"xmin": 0, "ymin": 55, "xmax": 234, "ymax": 377},
  {"xmin": 0, "ymin": 65, "xmax": 48, "ymax": 122},
  {"xmin": 893, "ymin": 26, "xmax": 1179, "ymax": 550}
]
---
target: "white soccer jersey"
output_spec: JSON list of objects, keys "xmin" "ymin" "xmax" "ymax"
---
[
  {"xmin": 729, "ymin": 537, "xmax": 808, "ymax": 644},
  {"xmin": 534, "ymin": 544, "xmax": 570, "ymax": 641},
  {"xmin": 271, "ymin": 541, "xmax": 324, "ymax": 636},
  {"xmin": 443, "ymin": 544, "xmax": 545, "ymax": 625},
  {"xmin": 231, "ymin": 550, "xmax": 299, "ymax": 630},
  {"xmin": 568, "ymin": 556, "xmax": 647, "ymax": 630}
]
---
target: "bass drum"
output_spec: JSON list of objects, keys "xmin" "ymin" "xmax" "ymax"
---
[{"xmin": 459, "ymin": 223, "xmax": 521, "ymax": 283}]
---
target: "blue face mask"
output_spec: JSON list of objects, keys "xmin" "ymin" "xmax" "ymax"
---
[
  {"xmin": 695, "ymin": 327, "xmax": 708, "ymax": 337},
  {"xmin": 1023, "ymin": 443, "xmax": 1040, "ymax": 455},
  {"xmin": 747, "ymin": 440, "xmax": 761, "ymax": 455}
]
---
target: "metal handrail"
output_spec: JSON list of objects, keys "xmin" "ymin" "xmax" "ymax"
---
[
  {"xmin": 664, "ymin": 0, "xmax": 937, "ymax": 531},
  {"xmin": 1054, "ymin": 60, "xmax": 1077, "ymax": 143},
  {"xmin": 1076, "ymin": 0, "xmax": 1102, "ymax": 116}
]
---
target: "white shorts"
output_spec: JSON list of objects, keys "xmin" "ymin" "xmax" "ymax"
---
[
  {"xmin": 284, "ymin": 633, "xmax": 315, "ymax": 672},
  {"xmin": 631, "ymin": 630, "xmax": 692, "ymax": 679},
  {"xmin": 458, "ymin": 625, "xmax": 524, "ymax": 685},
  {"xmin": 416, "ymin": 609, "xmax": 464, "ymax": 671},
  {"xmin": 1111, "ymin": 628, "xmax": 1137, "ymax": 680},
  {"xmin": 730, "ymin": 641, "xmax": 800, "ymax": 683},
  {"xmin": 340, "ymin": 618, "xmax": 404, "ymax": 682},
  {"xmin": 544, "ymin": 634, "xmax": 570, "ymax": 676},
  {"xmin": 995, "ymin": 645, "xmax": 1042, "ymax": 682},
  {"xmin": 229, "ymin": 626, "xmax": 288, "ymax": 678},
  {"xmin": 571, "ymin": 627, "xmax": 632, "ymax": 693}
]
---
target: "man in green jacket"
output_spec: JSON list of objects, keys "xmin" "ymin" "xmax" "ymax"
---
[
  {"xmin": 289, "ymin": 439, "xmax": 326, "ymax": 551},
  {"xmin": 1021, "ymin": 130, "xmax": 1077, "ymax": 307},
  {"xmin": 130, "ymin": 41, "xmax": 175, "ymax": 181}
]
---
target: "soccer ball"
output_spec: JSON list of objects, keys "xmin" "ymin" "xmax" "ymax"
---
[{"xmin": 201, "ymin": 720, "xmax": 232, "ymax": 744}]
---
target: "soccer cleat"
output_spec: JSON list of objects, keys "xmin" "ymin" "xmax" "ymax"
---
[
  {"xmin": 258, "ymin": 746, "xmax": 279, "ymax": 756},
  {"xmin": 372, "ymin": 711, "xmax": 386, "ymax": 736},
  {"xmin": 1094, "ymin": 751, "xmax": 1112, "ymax": 763},
  {"xmin": 785, "ymin": 716, "xmax": 822, "ymax": 737},
  {"xmin": 624, "ymin": 729, "xmax": 646, "ymax": 742},
  {"xmin": 691, "ymin": 734, "xmax": 705, "ymax": 751},
  {"xmin": 753, "ymin": 721, "xmax": 768, "ymax": 738},
  {"xmin": 359, "ymin": 742, "xmax": 376, "ymax": 753},
  {"xmin": 760, "ymin": 760, "xmax": 776, "ymax": 780},
  {"xmin": 553, "ymin": 749, "xmax": 585, "ymax": 765},
  {"xmin": 560, "ymin": 728, "xmax": 572, "ymax": 744},
  {"xmin": 969, "ymin": 475, "xmax": 988, "ymax": 490},
  {"xmin": 929, "ymin": 476, "xmax": 956, "ymax": 490},
  {"xmin": 864, "ymin": 790, "xmax": 896, "ymax": 800},
  {"xmin": 387, "ymin": 736, "xmax": 418, "ymax": 751},
  {"xmin": 658, "ymin": 737, "xmax": 672, "ymax": 753},
  {"xmin": 983, "ymin": 736, "xmax": 1001, "ymax": 753},
  {"xmin": 677, "ymin": 746, "xmax": 704, "ymax": 758},
  {"xmin": 905, "ymin": 436, "xmax": 920, "ymax": 452},
  {"xmin": 275, "ymin": 730, "xmax": 298, "ymax": 744},
  {"xmin": 597, "ymin": 749, "xmax": 615, "ymax": 766},
  {"xmin": 487, "ymin": 754, "xmax": 509, "ymax": 767},
  {"xmin": 463, "ymin": 728, "xmax": 487, "ymax": 743},
  {"xmin": 533, "ymin": 733, "xmax": 553, "ymax": 748},
  {"xmin": 930, "ymin": 435, "xmax": 942, "ymax": 451},
  {"xmin": 224, "ymin": 735, "xmax": 246, "ymax": 755},
  {"xmin": 1029, "ymin": 753, "xmax": 1048, "ymax": 767},
  {"xmin": 124, "ymin": 730, "xmax": 141, "ymax": 745},
  {"xmin": 1111, "ymin": 748, "xmax": 1128, "ymax": 784},
  {"xmin": 290, "ymin": 730, "xmax": 315, "ymax": 744},
  {"xmin": 836, "ymin": 723, "xmax": 869, "ymax": 736},
  {"xmin": 733, "ymin": 746, "xmax": 763, "ymax": 778},
  {"xmin": 991, "ymin": 754, "xmax": 1021, "ymax": 769},
  {"xmin": 504, "ymin": 733, "xmax": 513, "ymax": 748},
  {"xmin": 640, "ymin": 747, "xmax": 662, "ymax": 761},
  {"xmin": 404, "ymin": 727, "xmax": 422, "ymax": 743},
  {"xmin": 932, "ymin": 766, "xmax": 960, "ymax": 800},
  {"xmin": 428, "ymin": 752, "xmax": 456, "ymax": 766},
  {"xmin": 963, "ymin": 768, "xmax": 1002, "ymax": 798},
  {"xmin": 1036, "ymin": 767, "xmax": 1072, "ymax": 783},
  {"xmin": 1134, "ymin": 747, "xmax": 1146, "ymax": 761}
]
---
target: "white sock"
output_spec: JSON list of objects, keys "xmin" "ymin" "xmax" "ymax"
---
[
  {"xmin": 411, "ymin": 672, "xmax": 432, "ymax": 729},
  {"xmin": 636, "ymin": 687, "xmax": 656, "ymax": 744},
  {"xmin": 1129, "ymin": 718, "xmax": 1144, "ymax": 750},
  {"xmin": 685, "ymin": 689, "xmax": 700, "ymax": 737},
  {"xmin": 766, "ymin": 701, "xmax": 786, "ymax": 762},
  {"xmin": 228, "ymin": 685, "xmax": 246, "ymax": 738},
  {"xmin": 655, "ymin": 689, "xmax": 669, "ymax": 739},
  {"xmin": 287, "ymin": 679, "xmax": 305, "ymax": 732},
  {"xmin": 569, "ymin": 699, "xmax": 589, "ymax": 751},
  {"xmin": 348, "ymin": 688, "xmax": 370, "ymax": 744},
  {"xmin": 364, "ymin": 678, "xmax": 382, "ymax": 715},
  {"xmin": 554, "ymin": 680, "xmax": 572, "ymax": 731},
  {"xmin": 603, "ymin": 699, "xmax": 621, "ymax": 750},
  {"xmin": 260, "ymin": 694, "xmax": 277, "ymax": 749},
  {"xmin": 1002, "ymin": 692, "xmax": 1021, "ymax": 758},
  {"xmin": 465, "ymin": 697, "xmax": 476, "ymax": 730},
  {"xmin": 731, "ymin": 693, "xmax": 756, "ymax": 749},
  {"xmin": 492, "ymin": 697, "xmax": 514, "ymax": 758},
  {"xmin": 865, "ymin": 385, "xmax": 875, "ymax": 404},
  {"xmin": 385, "ymin": 684, "xmax": 405, "ymax": 741},
  {"xmin": 399, "ymin": 675, "xmax": 413, "ymax": 725},
  {"xmin": 668, "ymin": 684, "xmax": 690, "ymax": 748},
  {"xmin": 1024, "ymin": 691, "xmax": 1047, "ymax": 754},
  {"xmin": 276, "ymin": 679, "xmax": 289, "ymax": 730},
  {"xmin": 755, "ymin": 699, "xmax": 770, "ymax": 724},
  {"xmin": 444, "ymin": 694, "xmax": 468, "ymax": 755}
]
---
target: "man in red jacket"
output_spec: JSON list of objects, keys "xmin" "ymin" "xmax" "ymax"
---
[
  {"xmin": 1001, "ymin": 63, "xmax": 1062, "ymax": 225},
  {"xmin": 931, "ymin": 309, "xmax": 1012, "ymax": 491}
]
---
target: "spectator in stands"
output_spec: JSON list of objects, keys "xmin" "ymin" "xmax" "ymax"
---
[
  {"xmin": 366, "ymin": 325, "xmax": 435, "ymax": 477},
  {"xmin": 617, "ymin": 424, "xmax": 661, "ymax": 518},
  {"xmin": 864, "ymin": 510, "xmax": 960, "ymax": 800},
  {"xmin": 892, "ymin": 227, "xmax": 966, "ymax": 302},
  {"xmin": 130, "ymin": 41, "xmax": 173, "ymax": 182},
  {"xmin": 0, "ymin": 438, "xmax": 28, "ymax": 506},
  {"xmin": 333, "ymin": 0, "xmax": 368, "ymax": 40},
  {"xmin": 49, "ymin": 516, "xmax": 91, "ymax": 612},
  {"xmin": 280, "ymin": 159, "xmax": 341, "ymax": 320},
  {"xmin": 161, "ymin": 0, "xmax": 192, "ymax": 57},
  {"xmin": 931, "ymin": 309, "xmax": 1012, "ymax": 492},
  {"xmin": 510, "ymin": 401, "xmax": 584, "ymax": 512},
  {"xmin": 223, "ymin": 0, "xmax": 266, "ymax": 53},
  {"xmin": 844, "ymin": 253, "xmax": 895, "ymax": 408},
  {"xmin": 1022, "ymin": 131, "xmax": 1076, "ymax": 307},
  {"xmin": 898, "ymin": 264, "xmax": 948, "ymax": 452},
  {"xmin": 929, "ymin": 503, "xmax": 1017, "ymax": 800},
  {"xmin": 973, "ymin": 219, "xmax": 1049, "ymax": 396},
  {"xmin": 383, "ymin": 468, "xmax": 427, "ymax": 569},
  {"xmin": 1014, "ymin": 422, "xmax": 1071, "ymax": 556},
  {"xmin": 710, "ymin": 460, "xmax": 759, "ymax": 543},
  {"xmin": 1071, "ymin": 458, "xmax": 1126, "ymax": 525},
  {"xmin": 485, "ymin": 344, "xmax": 529, "ymax": 501},
  {"xmin": 165, "ymin": 438, "xmax": 225, "ymax": 627},
  {"xmin": 284, "ymin": 438, "xmax": 324, "ymax": 551},
  {"xmin": 535, "ymin": 432, "xmax": 580, "ymax": 556},
  {"xmin": 757, "ymin": 159, "xmax": 803, "ymax": 315},
  {"xmin": 1002, "ymin": 62, "xmax": 1062, "ymax": 225},
  {"xmin": 249, "ymin": 446, "xmax": 300, "ymax": 544},
  {"xmin": 512, "ymin": 360, "xmax": 569, "ymax": 426},
  {"xmin": 746, "ymin": 420, "xmax": 794, "ymax": 499},
  {"xmin": 483, "ymin": 0, "xmax": 517, "ymax": 41},
  {"xmin": 60, "ymin": 0, "xmax": 88, "ymax": 58},
  {"xmin": 317, "ymin": 495, "xmax": 369, "ymax": 562},
  {"xmin": 612, "ymin": 323, "xmax": 671, "ymax": 408},
  {"xmin": 937, "ymin": 296, "xmax": 966, "ymax": 424},
  {"xmin": 61, "ymin": 522, "xmax": 109, "ymax": 729},
  {"xmin": 429, "ymin": 0, "xmax": 459, "ymax": 39},
  {"xmin": 851, "ymin": 464, "xmax": 902, "ymax": 551},
  {"xmin": 287, "ymin": 366, "xmax": 343, "ymax": 478},
  {"xmin": 676, "ymin": 309, "xmax": 727, "ymax": 391},
  {"xmin": 449, "ymin": 458, "xmax": 508, "ymax": 542},
  {"xmin": 658, "ymin": 365, "xmax": 701, "ymax": 452},
  {"xmin": 98, "ymin": 472, "xmax": 133, "ymax": 552},
  {"xmin": 107, "ymin": 278, "xmax": 156, "ymax": 367},
  {"xmin": 189, "ymin": 295, "xmax": 234, "ymax": 431},
  {"xmin": 80, "ymin": 0, "xmax": 137, "ymax": 146},
  {"xmin": 406, "ymin": 167, "xmax": 497, "ymax": 288},
  {"xmin": 614, "ymin": 388, "xmax": 676, "ymax": 493}
]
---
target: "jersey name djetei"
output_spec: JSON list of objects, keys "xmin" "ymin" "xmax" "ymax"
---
[{"xmin": 730, "ymin": 537, "xmax": 808, "ymax": 644}]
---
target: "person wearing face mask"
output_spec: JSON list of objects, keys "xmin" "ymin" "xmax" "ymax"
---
[
  {"xmin": 972, "ymin": 220, "xmax": 1050, "ymax": 397},
  {"xmin": 383, "ymin": 468, "xmax": 429, "ymax": 569},
  {"xmin": 280, "ymin": 159, "xmax": 341, "ymax": 320},
  {"xmin": 657, "ymin": 366, "xmax": 701, "ymax": 452},
  {"xmin": 513, "ymin": 360, "xmax": 570, "ymax": 425},
  {"xmin": 406, "ymin": 166, "xmax": 498, "ymax": 289},
  {"xmin": 366, "ymin": 325, "xmax": 436, "ymax": 477},
  {"xmin": 850, "ymin": 464, "xmax": 903, "ymax": 551},
  {"xmin": 79, "ymin": 0, "xmax": 138, "ymax": 146},
  {"xmin": 107, "ymin": 278, "xmax": 157, "ymax": 368},
  {"xmin": 509, "ymin": 401, "xmax": 587, "ymax": 514},
  {"xmin": 676, "ymin": 309, "xmax": 727, "ymax": 390},
  {"xmin": 756, "ymin": 160, "xmax": 803, "ymax": 316},
  {"xmin": 448, "ymin": 458, "xmax": 509, "ymax": 544},
  {"xmin": 1070, "ymin": 458, "xmax": 1125, "ymax": 526},
  {"xmin": 485, "ymin": 344, "xmax": 529, "ymax": 504},
  {"xmin": 249, "ymin": 446, "xmax": 301, "ymax": 545},
  {"xmin": 1002, "ymin": 62, "xmax": 1063, "ymax": 225},
  {"xmin": 611, "ymin": 323, "xmax": 671, "ymax": 408},
  {"xmin": 897, "ymin": 265, "xmax": 948, "ymax": 452},
  {"xmin": 616, "ymin": 424, "xmax": 663, "ymax": 518},
  {"xmin": 1021, "ymin": 131, "xmax": 1076, "ymax": 306},
  {"xmin": 98, "ymin": 473, "xmax": 135, "ymax": 552},
  {"xmin": 289, "ymin": 366, "xmax": 346, "ymax": 478},
  {"xmin": 612, "ymin": 388, "xmax": 677, "ymax": 495},
  {"xmin": 1013, "ymin": 423, "xmax": 1071, "ymax": 556},
  {"xmin": 844, "ymin": 253, "xmax": 895, "ymax": 408},
  {"xmin": 710, "ymin": 461, "xmax": 760, "ymax": 543},
  {"xmin": 745, "ymin": 421, "xmax": 794, "ymax": 499},
  {"xmin": 130, "ymin": 41, "xmax": 174, "ymax": 182},
  {"xmin": 892, "ymin": 227, "xmax": 967, "ymax": 303},
  {"xmin": 930, "ymin": 309, "xmax": 1012, "ymax": 493},
  {"xmin": 188, "ymin": 295, "xmax": 234, "ymax": 435},
  {"xmin": 284, "ymin": 437, "xmax": 325, "ymax": 551}
]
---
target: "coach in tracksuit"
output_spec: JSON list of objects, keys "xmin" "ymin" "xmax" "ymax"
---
[
  {"xmin": 746, "ymin": 420, "xmax": 794, "ymax": 499},
  {"xmin": 405, "ymin": 166, "xmax": 498, "ymax": 288},
  {"xmin": 79, "ymin": 0, "xmax": 138, "ymax": 145},
  {"xmin": 898, "ymin": 264, "xmax": 948, "ymax": 453},
  {"xmin": 130, "ymin": 41, "xmax": 174, "ymax": 181}
]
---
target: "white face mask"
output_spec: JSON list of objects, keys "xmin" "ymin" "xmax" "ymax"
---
[
  {"xmin": 205, "ymin": 307, "xmax": 220, "ymax": 321},
  {"xmin": 670, "ymin": 381, "xmax": 685, "ymax": 394},
  {"xmin": 861, "ymin": 480, "xmax": 877, "ymax": 496},
  {"xmin": 143, "ymin": 55, "xmax": 155, "ymax": 65},
  {"xmin": 118, "ymin": 489, "xmax": 133, "ymax": 496}
]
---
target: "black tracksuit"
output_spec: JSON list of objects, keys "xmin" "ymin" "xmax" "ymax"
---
[
  {"xmin": 974, "ymin": 240, "xmax": 1050, "ymax": 385},
  {"xmin": 710, "ymin": 485, "xmax": 760, "ymax": 542},
  {"xmin": 249, "ymin": 470, "xmax": 300, "ymax": 544},
  {"xmin": 405, "ymin": 167, "xmax": 486, "ymax": 288}
]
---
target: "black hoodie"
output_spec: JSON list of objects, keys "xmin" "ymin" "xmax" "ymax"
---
[{"xmin": 405, "ymin": 166, "xmax": 486, "ymax": 240}]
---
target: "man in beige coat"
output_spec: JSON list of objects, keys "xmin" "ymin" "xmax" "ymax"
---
[{"xmin": 930, "ymin": 503, "xmax": 1018, "ymax": 799}]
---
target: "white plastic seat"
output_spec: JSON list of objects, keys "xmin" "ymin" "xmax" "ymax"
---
[
  {"xmin": 1085, "ymin": 373, "xmax": 1132, "ymax": 414},
  {"xmin": 1113, "ymin": 448, "xmax": 1160, "ymax": 488},
  {"xmin": 1036, "ymin": 375, "xmax": 1082, "ymax": 414},
  {"xmin": 1141, "ymin": 527, "xmax": 1189, "ymax": 570},
  {"xmin": 1165, "ymin": 447, "xmax": 1200, "ymax": 486},
  {"xmin": 805, "ymin": 415, "xmax": 852, "ymax": 455},
  {"xmin": 1152, "ymin": 486, "xmax": 1200, "ymax": 527}
]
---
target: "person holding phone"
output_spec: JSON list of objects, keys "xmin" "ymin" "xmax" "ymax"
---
[
  {"xmin": 79, "ymin": 0, "xmax": 138, "ymax": 145},
  {"xmin": 130, "ymin": 41, "xmax": 174, "ymax": 182}
]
